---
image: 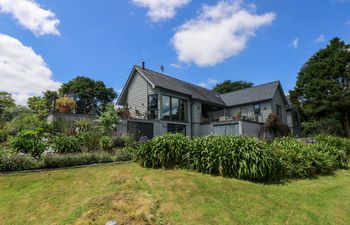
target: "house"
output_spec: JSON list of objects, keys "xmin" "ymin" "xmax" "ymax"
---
[{"xmin": 116, "ymin": 65, "xmax": 300, "ymax": 139}]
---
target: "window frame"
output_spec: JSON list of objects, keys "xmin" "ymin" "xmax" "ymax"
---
[{"xmin": 161, "ymin": 95, "xmax": 187, "ymax": 122}]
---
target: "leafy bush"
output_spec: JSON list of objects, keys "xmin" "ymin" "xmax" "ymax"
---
[
  {"xmin": 0, "ymin": 151, "xmax": 41, "ymax": 171},
  {"xmin": 41, "ymin": 152, "xmax": 114, "ymax": 168},
  {"xmin": 74, "ymin": 119, "xmax": 93, "ymax": 134},
  {"xmin": 77, "ymin": 131, "xmax": 102, "ymax": 151},
  {"xmin": 112, "ymin": 135, "xmax": 137, "ymax": 148},
  {"xmin": 302, "ymin": 118, "xmax": 344, "ymax": 137},
  {"xmin": 136, "ymin": 133, "xmax": 191, "ymax": 169},
  {"xmin": 100, "ymin": 136, "xmax": 113, "ymax": 152},
  {"xmin": 53, "ymin": 135, "xmax": 81, "ymax": 154},
  {"xmin": 10, "ymin": 129, "xmax": 47, "ymax": 157},
  {"xmin": 99, "ymin": 103, "xmax": 119, "ymax": 135},
  {"xmin": 189, "ymin": 135, "xmax": 278, "ymax": 180},
  {"xmin": 271, "ymin": 137, "xmax": 336, "ymax": 178},
  {"xmin": 313, "ymin": 135, "xmax": 350, "ymax": 168},
  {"xmin": 264, "ymin": 113, "xmax": 290, "ymax": 137}
]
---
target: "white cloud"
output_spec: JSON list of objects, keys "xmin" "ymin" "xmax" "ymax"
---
[
  {"xmin": 0, "ymin": 0, "xmax": 60, "ymax": 36},
  {"xmin": 197, "ymin": 78, "xmax": 219, "ymax": 89},
  {"xmin": 171, "ymin": 0, "xmax": 275, "ymax": 67},
  {"xmin": 132, "ymin": 0, "xmax": 190, "ymax": 22},
  {"xmin": 197, "ymin": 82, "xmax": 208, "ymax": 88},
  {"xmin": 315, "ymin": 34, "xmax": 325, "ymax": 43},
  {"xmin": 0, "ymin": 34, "xmax": 61, "ymax": 105},
  {"xmin": 291, "ymin": 38, "xmax": 299, "ymax": 48},
  {"xmin": 208, "ymin": 78, "xmax": 218, "ymax": 85}
]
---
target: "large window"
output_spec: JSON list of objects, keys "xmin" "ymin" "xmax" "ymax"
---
[
  {"xmin": 161, "ymin": 95, "xmax": 187, "ymax": 122},
  {"xmin": 276, "ymin": 104, "xmax": 282, "ymax": 120},
  {"xmin": 148, "ymin": 94, "xmax": 158, "ymax": 119}
]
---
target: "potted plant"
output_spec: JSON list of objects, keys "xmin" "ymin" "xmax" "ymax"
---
[
  {"xmin": 55, "ymin": 96, "xmax": 77, "ymax": 113},
  {"xmin": 234, "ymin": 112, "xmax": 241, "ymax": 120}
]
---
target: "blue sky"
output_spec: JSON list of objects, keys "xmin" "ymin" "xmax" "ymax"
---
[{"xmin": 0, "ymin": 0, "xmax": 349, "ymax": 104}]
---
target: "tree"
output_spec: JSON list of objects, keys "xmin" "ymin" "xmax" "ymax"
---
[
  {"xmin": 212, "ymin": 80, "xmax": 253, "ymax": 94},
  {"xmin": 59, "ymin": 76, "xmax": 117, "ymax": 113},
  {"xmin": 99, "ymin": 103, "xmax": 119, "ymax": 135},
  {"xmin": 290, "ymin": 37, "xmax": 350, "ymax": 137},
  {"xmin": 0, "ymin": 91, "xmax": 15, "ymax": 112},
  {"xmin": 27, "ymin": 90, "xmax": 58, "ymax": 117}
]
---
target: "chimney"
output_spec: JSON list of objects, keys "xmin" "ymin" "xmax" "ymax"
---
[{"xmin": 142, "ymin": 61, "xmax": 145, "ymax": 69}]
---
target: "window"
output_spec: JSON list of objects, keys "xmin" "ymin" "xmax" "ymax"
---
[
  {"xmin": 148, "ymin": 95, "xmax": 158, "ymax": 119},
  {"xmin": 254, "ymin": 104, "xmax": 261, "ymax": 114},
  {"xmin": 276, "ymin": 104, "xmax": 282, "ymax": 120},
  {"xmin": 162, "ymin": 96, "xmax": 171, "ymax": 120},
  {"xmin": 161, "ymin": 95, "xmax": 187, "ymax": 122}
]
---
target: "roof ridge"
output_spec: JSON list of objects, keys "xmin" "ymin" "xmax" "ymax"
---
[{"xmin": 135, "ymin": 65, "xmax": 221, "ymax": 95}]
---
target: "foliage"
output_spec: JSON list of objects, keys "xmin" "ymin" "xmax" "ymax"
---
[
  {"xmin": 98, "ymin": 103, "xmax": 119, "ymax": 135},
  {"xmin": 2, "ymin": 113, "xmax": 49, "ymax": 137},
  {"xmin": 0, "ymin": 91, "xmax": 15, "ymax": 113},
  {"xmin": 100, "ymin": 136, "xmax": 113, "ymax": 152},
  {"xmin": 77, "ymin": 130, "xmax": 102, "ymax": 151},
  {"xmin": 188, "ymin": 135, "xmax": 278, "ymax": 180},
  {"xmin": 290, "ymin": 37, "xmax": 350, "ymax": 137},
  {"xmin": 0, "ymin": 151, "xmax": 132, "ymax": 172},
  {"xmin": 0, "ymin": 151, "xmax": 41, "ymax": 171},
  {"xmin": 52, "ymin": 119, "xmax": 75, "ymax": 135},
  {"xmin": 55, "ymin": 96, "xmax": 77, "ymax": 109},
  {"xmin": 212, "ymin": 80, "xmax": 253, "ymax": 94},
  {"xmin": 59, "ymin": 76, "xmax": 117, "ymax": 114},
  {"xmin": 41, "ymin": 152, "xmax": 116, "ymax": 168},
  {"xmin": 271, "ymin": 137, "xmax": 336, "ymax": 178},
  {"xmin": 264, "ymin": 113, "xmax": 290, "ymax": 137},
  {"xmin": 53, "ymin": 135, "xmax": 81, "ymax": 154},
  {"xmin": 136, "ymin": 133, "xmax": 191, "ymax": 169},
  {"xmin": 27, "ymin": 96, "xmax": 49, "ymax": 117},
  {"xmin": 9, "ymin": 129, "xmax": 47, "ymax": 157},
  {"xmin": 302, "ymin": 118, "xmax": 344, "ymax": 137},
  {"xmin": 112, "ymin": 135, "xmax": 137, "ymax": 148},
  {"xmin": 74, "ymin": 119, "xmax": 93, "ymax": 134}
]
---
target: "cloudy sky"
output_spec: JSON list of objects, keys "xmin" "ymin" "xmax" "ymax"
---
[{"xmin": 0, "ymin": 0, "xmax": 349, "ymax": 104}]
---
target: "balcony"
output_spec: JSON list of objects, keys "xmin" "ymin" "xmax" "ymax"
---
[
  {"xmin": 201, "ymin": 108, "xmax": 269, "ymax": 124},
  {"xmin": 118, "ymin": 105, "xmax": 158, "ymax": 120}
]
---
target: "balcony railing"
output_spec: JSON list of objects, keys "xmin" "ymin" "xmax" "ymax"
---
[
  {"xmin": 202, "ymin": 108, "xmax": 269, "ymax": 124},
  {"xmin": 118, "ymin": 105, "xmax": 158, "ymax": 120}
]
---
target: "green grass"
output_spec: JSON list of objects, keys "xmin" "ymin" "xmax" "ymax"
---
[{"xmin": 0, "ymin": 163, "xmax": 349, "ymax": 225}]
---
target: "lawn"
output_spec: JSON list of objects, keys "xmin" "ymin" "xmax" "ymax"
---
[{"xmin": 0, "ymin": 163, "xmax": 349, "ymax": 225}]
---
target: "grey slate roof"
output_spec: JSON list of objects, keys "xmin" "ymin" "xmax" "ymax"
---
[
  {"xmin": 135, "ymin": 66, "xmax": 225, "ymax": 105},
  {"xmin": 220, "ymin": 81, "xmax": 281, "ymax": 107}
]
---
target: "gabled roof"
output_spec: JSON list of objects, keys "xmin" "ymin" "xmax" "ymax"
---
[
  {"xmin": 118, "ymin": 65, "xmax": 288, "ymax": 108},
  {"xmin": 135, "ymin": 66, "xmax": 225, "ymax": 105},
  {"xmin": 220, "ymin": 81, "xmax": 288, "ymax": 107}
]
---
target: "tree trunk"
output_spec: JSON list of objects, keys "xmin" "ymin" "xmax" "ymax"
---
[{"xmin": 344, "ymin": 114, "xmax": 350, "ymax": 138}]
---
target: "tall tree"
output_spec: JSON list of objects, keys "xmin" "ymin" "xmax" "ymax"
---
[
  {"xmin": 59, "ymin": 76, "xmax": 117, "ymax": 113},
  {"xmin": 213, "ymin": 80, "xmax": 253, "ymax": 94},
  {"xmin": 0, "ymin": 91, "xmax": 15, "ymax": 114},
  {"xmin": 290, "ymin": 37, "xmax": 350, "ymax": 137}
]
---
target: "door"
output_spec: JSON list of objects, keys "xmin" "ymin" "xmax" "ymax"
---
[{"xmin": 127, "ymin": 121, "xmax": 154, "ymax": 140}]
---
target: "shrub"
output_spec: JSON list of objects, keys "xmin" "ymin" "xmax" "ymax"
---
[
  {"xmin": 53, "ymin": 135, "xmax": 81, "ymax": 154},
  {"xmin": 41, "ymin": 152, "xmax": 114, "ymax": 168},
  {"xmin": 100, "ymin": 136, "xmax": 113, "ymax": 152},
  {"xmin": 112, "ymin": 135, "xmax": 137, "ymax": 148},
  {"xmin": 136, "ymin": 133, "xmax": 191, "ymax": 169},
  {"xmin": 77, "ymin": 131, "xmax": 102, "ymax": 151},
  {"xmin": 99, "ymin": 103, "xmax": 119, "ymax": 135},
  {"xmin": 271, "ymin": 137, "xmax": 336, "ymax": 178},
  {"xmin": 313, "ymin": 135, "xmax": 350, "ymax": 168},
  {"xmin": 74, "ymin": 119, "xmax": 93, "ymax": 134},
  {"xmin": 0, "ymin": 151, "xmax": 41, "ymax": 171},
  {"xmin": 10, "ymin": 129, "xmax": 47, "ymax": 157},
  {"xmin": 189, "ymin": 135, "xmax": 278, "ymax": 180},
  {"xmin": 264, "ymin": 113, "xmax": 290, "ymax": 137},
  {"xmin": 112, "ymin": 136, "xmax": 126, "ymax": 148},
  {"xmin": 302, "ymin": 118, "xmax": 344, "ymax": 137}
]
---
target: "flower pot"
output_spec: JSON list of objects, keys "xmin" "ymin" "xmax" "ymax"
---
[{"xmin": 58, "ymin": 105, "xmax": 71, "ymax": 113}]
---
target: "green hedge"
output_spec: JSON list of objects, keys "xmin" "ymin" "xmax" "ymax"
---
[
  {"xmin": 189, "ymin": 135, "xmax": 278, "ymax": 180},
  {"xmin": 0, "ymin": 150, "xmax": 132, "ymax": 172},
  {"xmin": 271, "ymin": 138, "xmax": 336, "ymax": 178},
  {"xmin": 135, "ymin": 134, "xmax": 350, "ymax": 181},
  {"xmin": 136, "ymin": 133, "xmax": 190, "ymax": 169}
]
